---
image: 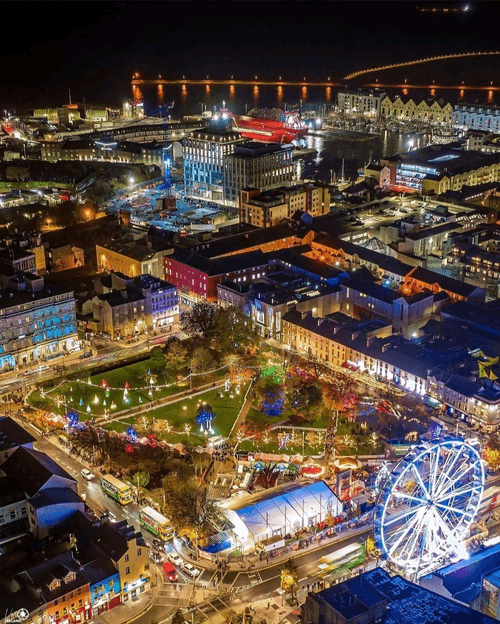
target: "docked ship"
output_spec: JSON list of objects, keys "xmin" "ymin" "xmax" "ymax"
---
[{"xmin": 223, "ymin": 107, "xmax": 308, "ymax": 143}]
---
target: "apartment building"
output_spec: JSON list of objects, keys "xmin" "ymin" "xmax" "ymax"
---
[
  {"xmin": 0, "ymin": 274, "xmax": 79, "ymax": 371},
  {"xmin": 453, "ymin": 103, "xmax": 500, "ymax": 132},
  {"xmin": 380, "ymin": 96, "xmax": 453, "ymax": 124},
  {"xmin": 96, "ymin": 242, "xmax": 167, "ymax": 279},
  {"xmin": 91, "ymin": 273, "xmax": 178, "ymax": 339},
  {"xmin": 337, "ymin": 89, "xmax": 386, "ymax": 118},
  {"xmin": 239, "ymin": 183, "xmax": 331, "ymax": 227}
]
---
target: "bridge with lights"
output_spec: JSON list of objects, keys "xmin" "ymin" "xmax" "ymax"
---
[
  {"xmin": 132, "ymin": 51, "xmax": 500, "ymax": 90},
  {"xmin": 343, "ymin": 50, "xmax": 500, "ymax": 80}
]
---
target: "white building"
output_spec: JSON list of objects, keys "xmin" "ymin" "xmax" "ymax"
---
[
  {"xmin": 453, "ymin": 104, "xmax": 500, "ymax": 132},
  {"xmin": 337, "ymin": 90, "xmax": 386, "ymax": 118}
]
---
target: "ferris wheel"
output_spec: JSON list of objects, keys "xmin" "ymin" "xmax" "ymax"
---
[{"xmin": 374, "ymin": 438, "xmax": 485, "ymax": 579}]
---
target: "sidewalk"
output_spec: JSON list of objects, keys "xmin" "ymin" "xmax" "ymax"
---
[
  {"xmin": 175, "ymin": 524, "xmax": 370, "ymax": 574},
  {"xmin": 95, "ymin": 566, "xmax": 164, "ymax": 624}
]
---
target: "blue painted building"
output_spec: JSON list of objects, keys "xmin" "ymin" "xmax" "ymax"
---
[{"xmin": 90, "ymin": 571, "xmax": 121, "ymax": 615}]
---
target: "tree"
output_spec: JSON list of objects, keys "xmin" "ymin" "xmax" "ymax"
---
[
  {"xmin": 172, "ymin": 609, "xmax": 185, "ymax": 624},
  {"xmin": 190, "ymin": 347, "xmax": 215, "ymax": 377},
  {"xmin": 149, "ymin": 346, "xmax": 167, "ymax": 376},
  {"xmin": 164, "ymin": 339, "xmax": 188, "ymax": 379},
  {"xmin": 162, "ymin": 477, "xmax": 224, "ymax": 546},
  {"xmin": 280, "ymin": 559, "xmax": 299, "ymax": 602},
  {"xmin": 180, "ymin": 302, "xmax": 222, "ymax": 343},
  {"xmin": 216, "ymin": 305, "xmax": 260, "ymax": 354},
  {"xmin": 291, "ymin": 382, "xmax": 324, "ymax": 420},
  {"xmin": 486, "ymin": 434, "xmax": 500, "ymax": 471},
  {"xmin": 132, "ymin": 470, "xmax": 150, "ymax": 500}
]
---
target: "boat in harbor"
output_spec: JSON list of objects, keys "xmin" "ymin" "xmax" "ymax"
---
[{"xmin": 221, "ymin": 107, "xmax": 308, "ymax": 143}]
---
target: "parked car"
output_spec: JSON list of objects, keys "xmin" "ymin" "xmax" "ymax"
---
[
  {"xmin": 79, "ymin": 351, "xmax": 93, "ymax": 360},
  {"xmin": 182, "ymin": 562, "xmax": 200, "ymax": 578},
  {"xmin": 152, "ymin": 538, "xmax": 163, "ymax": 550},
  {"xmin": 162, "ymin": 561, "xmax": 178, "ymax": 582},
  {"xmin": 169, "ymin": 552, "xmax": 184, "ymax": 567},
  {"xmin": 81, "ymin": 468, "xmax": 95, "ymax": 481}
]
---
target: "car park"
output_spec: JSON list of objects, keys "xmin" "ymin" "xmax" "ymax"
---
[
  {"xmin": 81, "ymin": 469, "xmax": 95, "ymax": 481},
  {"xmin": 182, "ymin": 562, "xmax": 200, "ymax": 578}
]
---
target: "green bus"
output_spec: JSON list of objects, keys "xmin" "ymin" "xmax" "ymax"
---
[
  {"xmin": 139, "ymin": 506, "xmax": 173, "ymax": 541},
  {"xmin": 100, "ymin": 474, "xmax": 133, "ymax": 505}
]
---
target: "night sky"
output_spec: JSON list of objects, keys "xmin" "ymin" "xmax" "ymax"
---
[{"xmin": 3, "ymin": 1, "xmax": 499, "ymax": 109}]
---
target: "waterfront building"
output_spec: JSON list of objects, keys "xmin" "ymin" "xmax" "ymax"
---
[
  {"xmin": 0, "ymin": 274, "xmax": 79, "ymax": 371},
  {"xmin": 392, "ymin": 144, "xmax": 500, "ymax": 193},
  {"xmin": 223, "ymin": 141, "xmax": 293, "ymax": 204},
  {"xmin": 41, "ymin": 139, "xmax": 164, "ymax": 167},
  {"xmin": 380, "ymin": 96, "xmax": 453, "ymax": 124},
  {"xmin": 239, "ymin": 183, "xmax": 331, "ymax": 227},
  {"xmin": 453, "ymin": 103, "xmax": 500, "ymax": 132},
  {"xmin": 337, "ymin": 89, "xmax": 386, "ymax": 118},
  {"xmin": 183, "ymin": 120, "xmax": 244, "ymax": 201}
]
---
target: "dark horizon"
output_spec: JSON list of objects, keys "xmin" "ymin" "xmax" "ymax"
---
[{"xmin": 3, "ymin": 1, "xmax": 500, "ymax": 110}]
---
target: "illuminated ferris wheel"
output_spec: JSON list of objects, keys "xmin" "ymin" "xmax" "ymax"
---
[{"xmin": 375, "ymin": 438, "xmax": 485, "ymax": 579}]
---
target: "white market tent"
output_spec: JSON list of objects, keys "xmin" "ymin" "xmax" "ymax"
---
[{"xmin": 235, "ymin": 480, "xmax": 342, "ymax": 544}]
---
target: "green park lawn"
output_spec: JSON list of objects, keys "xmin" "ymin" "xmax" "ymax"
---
[
  {"xmin": 28, "ymin": 358, "xmax": 226, "ymax": 421},
  {"xmin": 101, "ymin": 382, "xmax": 250, "ymax": 447}
]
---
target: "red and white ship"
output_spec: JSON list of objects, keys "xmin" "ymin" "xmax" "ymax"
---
[{"xmin": 220, "ymin": 107, "xmax": 308, "ymax": 143}]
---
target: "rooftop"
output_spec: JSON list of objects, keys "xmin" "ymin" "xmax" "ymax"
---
[
  {"xmin": 0, "ymin": 416, "xmax": 35, "ymax": 452},
  {"xmin": 3, "ymin": 447, "xmax": 76, "ymax": 497}
]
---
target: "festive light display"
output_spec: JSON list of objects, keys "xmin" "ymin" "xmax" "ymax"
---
[
  {"xmin": 261, "ymin": 388, "xmax": 285, "ymax": 416},
  {"xmin": 126, "ymin": 426, "xmax": 139, "ymax": 443},
  {"xmin": 375, "ymin": 438, "xmax": 484, "ymax": 579},
  {"xmin": 66, "ymin": 411, "xmax": 79, "ymax": 427},
  {"xmin": 196, "ymin": 404, "xmax": 216, "ymax": 434}
]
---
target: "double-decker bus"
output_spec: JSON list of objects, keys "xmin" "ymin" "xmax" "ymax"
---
[
  {"xmin": 139, "ymin": 506, "xmax": 173, "ymax": 541},
  {"xmin": 100, "ymin": 474, "xmax": 133, "ymax": 505}
]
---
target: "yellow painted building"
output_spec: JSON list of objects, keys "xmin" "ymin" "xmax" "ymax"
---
[
  {"xmin": 96, "ymin": 243, "xmax": 165, "ymax": 279},
  {"xmin": 380, "ymin": 96, "xmax": 453, "ymax": 124},
  {"xmin": 239, "ymin": 183, "xmax": 331, "ymax": 227}
]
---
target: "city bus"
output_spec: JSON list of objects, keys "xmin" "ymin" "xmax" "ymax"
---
[
  {"xmin": 100, "ymin": 474, "xmax": 133, "ymax": 505},
  {"xmin": 139, "ymin": 506, "xmax": 173, "ymax": 541},
  {"xmin": 317, "ymin": 542, "xmax": 366, "ymax": 579}
]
